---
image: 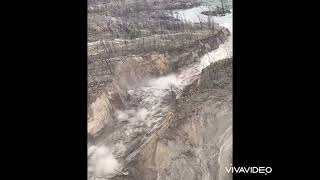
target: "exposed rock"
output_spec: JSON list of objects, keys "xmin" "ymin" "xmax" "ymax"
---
[
  {"xmin": 88, "ymin": 92, "xmax": 113, "ymax": 136},
  {"xmin": 88, "ymin": 81, "xmax": 129, "ymax": 137}
]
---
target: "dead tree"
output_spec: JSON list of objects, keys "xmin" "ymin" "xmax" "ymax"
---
[
  {"xmin": 100, "ymin": 41, "xmax": 114, "ymax": 75},
  {"xmin": 220, "ymin": 0, "xmax": 225, "ymax": 14},
  {"xmin": 197, "ymin": 15, "xmax": 203, "ymax": 30}
]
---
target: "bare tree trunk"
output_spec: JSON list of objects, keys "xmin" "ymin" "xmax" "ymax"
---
[
  {"xmin": 197, "ymin": 15, "xmax": 203, "ymax": 30},
  {"xmin": 142, "ymin": 37, "xmax": 145, "ymax": 52},
  {"xmin": 220, "ymin": 0, "xmax": 225, "ymax": 14}
]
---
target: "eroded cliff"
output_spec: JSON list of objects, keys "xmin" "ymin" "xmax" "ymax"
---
[{"xmin": 111, "ymin": 58, "xmax": 232, "ymax": 180}]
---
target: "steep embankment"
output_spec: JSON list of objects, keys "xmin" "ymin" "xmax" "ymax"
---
[
  {"xmin": 88, "ymin": 26, "xmax": 230, "ymax": 137},
  {"xmin": 111, "ymin": 58, "xmax": 232, "ymax": 180}
]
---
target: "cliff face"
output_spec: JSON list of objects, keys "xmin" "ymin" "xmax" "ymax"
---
[
  {"xmin": 88, "ymin": 92, "xmax": 113, "ymax": 136},
  {"xmin": 88, "ymin": 82, "xmax": 129, "ymax": 137},
  {"xmin": 112, "ymin": 58, "xmax": 232, "ymax": 180}
]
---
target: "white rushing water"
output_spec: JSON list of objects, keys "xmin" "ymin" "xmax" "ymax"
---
[{"xmin": 88, "ymin": 5, "xmax": 233, "ymax": 179}]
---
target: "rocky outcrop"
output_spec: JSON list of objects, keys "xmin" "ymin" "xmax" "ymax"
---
[
  {"xmin": 112, "ymin": 58, "xmax": 232, "ymax": 180},
  {"xmin": 88, "ymin": 92, "xmax": 113, "ymax": 136},
  {"xmin": 88, "ymin": 80, "xmax": 130, "ymax": 137}
]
